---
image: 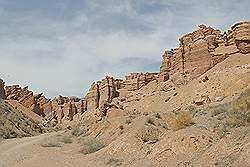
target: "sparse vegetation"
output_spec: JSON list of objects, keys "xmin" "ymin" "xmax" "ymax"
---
[
  {"xmin": 106, "ymin": 158, "xmax": 123, "ymax": 166},
  {"xmin": 146, "ymin": 117, "xmax": 155, "ymax": 125},
  {"xmin": 71, "ymin": 127, "xmax": 86, "ymax": 137},
  {"xmin": 80, "ymin": 139, "xmax": 105, "ymax": 154},
  {"xmin": 125, "ymin": 119, "xmax": 132, "ymax": 124},
  {"xmin": 211, "ymin": 105, "xmax": 228, "ymax": 117},
  {"xmin": 0, "ymin": 99, "xmax": 43, "ymax": 139},
  {"xmin": 227, "ymin": 89, "xmax": 250, "ymax": 127},
  {"xmin": 119, "ymin": 125, "xmax": 124, "ymax": 130},
  {"xmin": 41, "ymin": 138, "xmax": 62, "ymax": 147},
  {"xmin": 154, "ymin": 113, "xmax": 162, "ymax": 119},
  {"xmin": 137, "ymin": 126, "xmax": 160, "ymax": 144},
  {"xmin": 61, "ymin": 135, "xmax": 73, "ymax": 144},
  {"xmin": 169, "ymin": 111, "xmax": 194, "ymax": 130}
]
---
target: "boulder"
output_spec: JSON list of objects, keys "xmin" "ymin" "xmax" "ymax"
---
[{"xmin": 193, "ymin": 95, "xmax": 211, "ymax": 106}]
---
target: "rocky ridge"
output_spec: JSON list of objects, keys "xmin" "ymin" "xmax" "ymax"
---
[{"xmin": 0, "ymin": 21, "xmax": 249, "ymax": 127}]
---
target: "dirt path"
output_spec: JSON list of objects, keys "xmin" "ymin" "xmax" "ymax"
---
[{"xmin": 0, "ymin": 132, "xmax": 107, "ymax": 167}]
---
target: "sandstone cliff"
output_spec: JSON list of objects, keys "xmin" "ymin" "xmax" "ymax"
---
[
  {"xmin": 1, "ymin": 21, "xmax": 249, "ymax": 126},
  {"xmin": 159, "ymin": 21, "xmax": 250, "ymax": 86}
]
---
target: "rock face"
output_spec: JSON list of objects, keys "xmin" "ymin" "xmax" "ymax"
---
[
  {"xmin": 160, "ymin": 25, "xmax": 225, "ymax": 85},
  {"xmin": 5, "ymin": 85, "xmax": 44, "ymax": 116},
  {"xmin": 159, "ymin": 21, "xmax": 250, "ymax": 85},
  {"xmin": 122, "ymin": 72, "xmax": 158, "ymax": 91},
  {"xmin": 1, "ymin": 21, "xmax": 249, "ymax": 126},
  {"xmin": 85, "ymin": 76, "xmax": 119, "ymax": 112},
  {"xmin": 231, "ymin": 21, "xmax": 250, "ymax": 53},
  {"xmin": 0, "ymin": 79, "xmax": 6, "ymax": 99},
  {"xmin": 50, "ymin": 96, "xmax": 85, "ymax": 123},
  {"xmin": 4, "ymin": 86, "xmax": 53, "ymax": 117},
  {"xmin": 83, "ymin": 73, "xmax": 157, "ymax": 114}
]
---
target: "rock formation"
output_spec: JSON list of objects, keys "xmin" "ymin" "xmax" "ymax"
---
[
  {"xmin": 1, "ymin": 21, "xmax": 249, "ymax": 126},
  {"xmin": 0, "ymin": 79, "xmax": 6, "ymax": 99},
  {"xmin": 84, "ymin": 76, "xmax": 119, "ymax": 112},
  {"xmin": 5, "ymin": 85, "xmax": 44, "ymax": 116},
  {"xmin": 231, "ymin": 21, "xmax": 250, "ymax": 53},
  {"xmin": 49, "ymin": 96, "xmax": 86, "ymax": 123},
  {"xmin": 159, "ymin": 21, "xmax": 250, "ymax": 85},
  {"xmin": 122, "ymin": 72, "xmax": 158, "ymax": 91}
]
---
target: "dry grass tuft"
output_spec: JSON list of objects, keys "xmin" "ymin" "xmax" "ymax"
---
[
  {"xmin": 169, "ymin": 111, "xmax": 194, "ymax": 130},
  {"xmin": 227, "ymin": 89, "xmax": 250, "ymax": 127}
]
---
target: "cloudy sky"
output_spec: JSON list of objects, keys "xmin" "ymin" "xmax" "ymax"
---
[{"xmin": 0, "ymin": 0, "xmax": 249, "ymax": 98}]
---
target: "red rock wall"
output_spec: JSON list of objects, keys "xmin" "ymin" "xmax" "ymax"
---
[{"xmin": 159, "ymin": 24, "xmax": 227, "ymax": 85}]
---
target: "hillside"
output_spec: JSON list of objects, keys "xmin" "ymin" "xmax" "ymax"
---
[{"xmin": 0, "ymin": 99, "xmax": 44, "ymax": 139}]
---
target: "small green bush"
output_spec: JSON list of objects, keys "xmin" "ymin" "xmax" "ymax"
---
[
  {"xmin": 80, "ymin": 139, "xmax": 105, "ymax": 154},
  {"xmin": 119, "ymin": 125, "xmax": 124, "ymax": 130},
  {"xmin": 106, "ymin": 158, "xmax": 123, "ymax": 166},
  {"xmin": 41, "ymin": 140, "xmax": 62, "ymax": 147},
  {"xmin": 146, "ymin": 117, "xmax": 155, "ymax": 125},
  {"xmin": 61, "ymin": 136, "xmax": 73, "ymax": 144},
  {"xmin": 227, "ymin": 89, "xmax": 250, "ymax": 127},
  {"xmin": 71, "ymin": 127, "xmax": 86, "ymax": 137},
  {"xmin": 154, "ymin": 113, "xmax": 162, "ymax": 119},
  {"xmin": 125, "ymin": 119, "xmax": 132, "ymax": 124}
]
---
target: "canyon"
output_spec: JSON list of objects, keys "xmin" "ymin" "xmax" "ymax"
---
[{"xmin": 0, "ymin": 21, "xmax": 250, "ymax": 167}]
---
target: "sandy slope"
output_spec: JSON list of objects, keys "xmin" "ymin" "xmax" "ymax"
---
[{"xmin": 0, "ymin": 132, "xmax": 106, "ymax": 167}]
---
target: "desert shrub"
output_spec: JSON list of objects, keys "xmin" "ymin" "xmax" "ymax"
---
[
  {"xmin": 146, "ymin": 117, "xmax": 155, "ymax": 125},
  {"xmin": 125, "ymin": 119, "xmax": 132, "ymax": 124},
  {"xmin": 41, "ymin": 138, "xmax": 62, "ymax": 147},
  {"xmin": 137, "ymin": 126, "xmax": 160, "ymax": 144},
  {"xmin": 211, "ymin": 105, "xmax": 228, "ymax": 117},
  {"xmin": 227, "ymin": 110, "xmax": 250, "ymax": 127},
  {"xmin": 61, "ymin": 135, "xmax": 73, "ymax": 144},
  {"xmin": 160, "ymin": 122, "xmax": 168, "ymax": 129},
  {"xmin": 154, "ymin": 113, "xmax": 162, "ymax": 119},
  {"xmin": 119, "ymin": 125, "xmax": 124, "ymax": 130},
  {"xmin": 71, "ymin": 127, "xmax": 86, "ymax": 137},
  {"xmin": 106, "ymin": 158, "xmax": 123, "ymax": 166},
  {"xmin": 169, "ymin": 111, "xmax": 194, "ymax": 130},
  {"xmin": 80, "ymin": 139, "xmax": 105, "ymax": 154},
  {"xmin": 216, "ymin": 124, "xmax": 230, "ymax": 139},
  {"xmin": 227, "ymin": 89, "xmax": 250, "ymax": 127}
]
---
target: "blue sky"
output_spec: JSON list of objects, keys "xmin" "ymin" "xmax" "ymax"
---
[{"xmin": 0, "ymin": 0, "xmax": 249, "ymax": 98}]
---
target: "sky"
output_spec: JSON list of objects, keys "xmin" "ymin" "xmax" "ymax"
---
[{"xmin": 0, "ymin": 0, "xmax": 249, "ymax": 98}]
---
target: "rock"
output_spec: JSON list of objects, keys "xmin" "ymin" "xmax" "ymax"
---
[
  {"xmin": 214, "ymin": 96, "xmax": 225, "ymax": 102},
  {"xmin": 173, "ymin": 106, "xmax": 181, "ymax": 112},
  {"xmin": 193, "ymin": 95, "xmax": 211, "ymax": 105},
  {"xmin": 165, "ymin": 97, "xmax": 171, "ymax": 102},
  {"xmin": 123, "ymin": 72, "xmax": 158, "ymax": 91},
  {"xmin": 0, "ymin": 79, "xmax": 6, "ymax": 99},
  {"xmin": 159, "ymin": 25, "xmax": 226, "ymax": 85},
  {"xmin": 231, "ymin": 21, "xmax": 250, "ymax": 54},
  {"xmin": 159, "ymin": 72, "xmax": 169, "ymax": 82},
  {"xmin": 85, "ymin": 82, "xmax": 100, "ymax": 111},
  {"xmin": 201, "ymin": 76, "xmax": 209, "ymax": 82}
]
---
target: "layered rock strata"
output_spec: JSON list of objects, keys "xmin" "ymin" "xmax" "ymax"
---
[{"xmin": 159, "ymin": 21, "xmax": 250, "ymax": 85}]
